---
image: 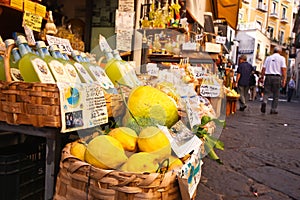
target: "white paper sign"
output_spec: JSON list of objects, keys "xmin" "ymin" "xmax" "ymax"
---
[
  {"xmin": 146, "ymin": 63, "xmax": 159, "ymax": 77},
  {"xmin": 216, "ymin": 36, "xmax": 227, "ymax": 44},
  {"xmin": 99, "ymin": 34, "xmax": 113, "ymax": 52},
  {"xmin": 182, "ymin": 42, "xmax": 197, "ymax": 51},
  {"xmin": 57, "ymin": 82, "xmax": 108, "ymax": 133},
  {"xmin": 46, "ymin": 35, "xmax": 73, "ymax": 55},
  {"xmin": 184, "ymin": 97, "xmax": 202, "ymax": 128},
  {"xmin": 188, "ymin": 66, "xmax": 206, "ymax": 79},
  {"xmin": 115, "ymin": 10, "xmax": 135, "ymax": 32},
  {"xmin": 200, "ymin": 84, "xmax": 221, "ymax": 97}
]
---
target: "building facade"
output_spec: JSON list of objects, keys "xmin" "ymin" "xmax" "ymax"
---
[{"xmin": 237, "ymin": 0, "xmax": 295, "ymax": 72}]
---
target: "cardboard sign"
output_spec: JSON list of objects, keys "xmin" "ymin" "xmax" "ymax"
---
[
  {"xmin": 57, "ymin": 82, "xmax": 108, "ymax": 133},
  {"xmin": 23, "ymin": 11, "xmax": 43, "ymax": 32}
]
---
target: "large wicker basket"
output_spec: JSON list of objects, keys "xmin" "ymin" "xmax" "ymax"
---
[
  {"xmin": 54, "ymin": 143, "xmax": 182, "ymax": 200},
  {"xmin": 0, "ymin": 43, "xmax": 124, "ymax": 128}
]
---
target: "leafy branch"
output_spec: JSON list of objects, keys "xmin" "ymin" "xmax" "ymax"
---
[{"xmin": 193, "ymin": 116, "xmax": 225, "ymax": 164}]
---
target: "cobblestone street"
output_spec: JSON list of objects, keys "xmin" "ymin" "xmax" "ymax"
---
[{"xmin": 196, "ymin": 97, "xmax": 300, "ymax": 200}]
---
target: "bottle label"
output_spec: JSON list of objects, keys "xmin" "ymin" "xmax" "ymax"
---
[
  {"xmin": 48, "ymin": 60, "xmax": 71, "ymax": 83},
  {"xmin": 89, "ymin": 66, "xmax": 114, "ymax": 89},
  {"xmin": 73, "ymin": 62, "xmax": 94, "ymax": 83},
  {"xmin": 64, "ymin": 63, "xmax": 81, "ymax": 83},
  {"xmin": 31, "ymin": 58, "xmax": 55, "ymax": 83}
]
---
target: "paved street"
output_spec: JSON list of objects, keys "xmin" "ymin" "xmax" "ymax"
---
[{"xmin": 196, "ymin": 96, "xmax": 300, "ymax": 200}]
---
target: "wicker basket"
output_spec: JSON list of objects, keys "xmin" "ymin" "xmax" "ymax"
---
[
  {"xmin": 0, "ymin": 43, "xmax": 125, "ymax": 127},
  {"xmin": 54, "ymin": 143, "xmax": 182, "ymax": 200}
]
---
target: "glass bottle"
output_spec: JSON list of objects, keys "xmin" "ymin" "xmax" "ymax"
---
[
  {"xmin": 70, "ymin": 50, "xmax": 94, "ymax": 83},
  {"xmin": 36, "ymin": 41, "xmax": 70, "ymax": 83},
  {"xmin": 15, "ymin": 35, "xmax": 55, "ymax": 83},
  {"xmin": 49, "ymin": 45, "xmax": 81, "ymax": 83}
]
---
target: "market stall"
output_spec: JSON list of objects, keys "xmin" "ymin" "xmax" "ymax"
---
[{"xmin": 0, "ymin": 1, "xmax": 228, "ymax": 199}]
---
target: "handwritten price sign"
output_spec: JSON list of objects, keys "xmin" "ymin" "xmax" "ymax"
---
[
  {"xmin": 46, "ymin": 35, "xmax": 73, "ymax": 55},
  {"xmin": 188, "ymin": 66, "xmax": 206, "ymax": 79},
  {"xmin": 146, "ymin": 63, "xmax": 159, "ymax": 77},
  {"xmin": 200, "ymin": 84, "xmax": 221, "ymax": 97}
]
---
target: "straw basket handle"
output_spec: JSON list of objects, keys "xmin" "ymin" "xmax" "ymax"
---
[{"xmin": 3, "ymin": 43, "xmax": 14, "ymax": 82}]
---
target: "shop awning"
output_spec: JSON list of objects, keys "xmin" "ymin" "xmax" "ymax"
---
[{"xmin": 212, "ymin": 0, "xmax": 242, "ymax": 30}]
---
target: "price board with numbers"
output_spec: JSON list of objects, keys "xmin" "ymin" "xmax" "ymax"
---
[{"xmin": 46, "ymin": 35, "xmax": 73, "ymax": 55}]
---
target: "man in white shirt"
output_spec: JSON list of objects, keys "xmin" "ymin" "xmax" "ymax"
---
[{"xmin": 260, "ymin": 46, "xmax": 287, "ymax": 114}]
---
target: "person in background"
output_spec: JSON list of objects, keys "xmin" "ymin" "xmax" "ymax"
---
[
  {"xmin": 261, "ymin": 46, "xmax": 287, "ymax": 114},
  {"xmin": 287, "ymin": 75, "xmax": 296, "ymax": 102},
  {"xmin": 235, "ymin": 55, "xmax": 254, "ymax": 111},
  {"xmin": 249, "ymin": 71, "xmax": 258, "ymax": 101},
  {"xmin": 258, "ymin": 74, "xmax": 265, "ymax": 101}
]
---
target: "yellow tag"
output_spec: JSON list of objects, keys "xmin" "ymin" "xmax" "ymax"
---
[
  {"xmin": 10, "ymin": 0, "xmax": 23, "ymax": 10},
  {"xmin": 23, "ymin": 11, "xmax": 43, "ymax": 32},
  {"xmin": 24, "ymin": 0, "xmax": 36, "ymax": 14},
  {"xmin": 35, "ymin": 3, "xmax": 46, "ymax": 18}
]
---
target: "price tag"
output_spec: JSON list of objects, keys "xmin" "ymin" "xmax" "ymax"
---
[
  {"xmin": 23, "ymin": 11, "xmax": 43, "ymax": 32},
  {"xmin": 184, "ymin": 97, "xmax": 201, "ymax": 128},
  {"xmin": 99, "ymin": 34, "xmax": 112, "ymax": 52},
  {"xmin": 23, "ymin": 0, "xmax": 35, "ymax": 14},
  {"xmin": 146, "ymin": 63, "xmax": 159, "ymax": 77},
  {"xmin": 10, "ymin": 0, "xmax": 23, "ymax": 10},
  {"xmin": 216, "ymin": 36, "xmax": 226, "ymax": 44},
  {"xmin": 170, "ymin": 64, "xmax": 179, "ymax": 69},
  {"xmin": 188, "ymin": 66, "xmax": 205, "ymax": 79},
  {"xmin": 182, "ymin": 42, "xmax": 197, "ymax": 51},
  {"xmin": 200, "ymin": 84, "xmax": 221, "ymax": 97},
  {"xmin": 35, "ymin": 3, "xmax": 46, "ymax": 18},
  {"xmin": 24, "ymin": 25, "xmax": 35, "ymax": 46},
  {"xmin": 195, "ymin": 34, "xmax": 202, "ymax": 41},
  {"xmin": 46, "ymin": 35, "xmax": 73, "ymax": 55}
]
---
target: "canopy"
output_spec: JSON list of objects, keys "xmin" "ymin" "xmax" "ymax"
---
[{"xmin": 212, "ymin": 0, "xmax": 241, "ymax": 29}]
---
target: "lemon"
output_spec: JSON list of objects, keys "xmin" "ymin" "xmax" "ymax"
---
[
  {"xmin": 137, "ymin": 126, "xmax": 171, "ymax": 159},
  {"xmin": 167, "ymin": 156, "xmax": 183, "ymax": 171},
  {"xmin": 126, "ymin": 86, "xmax": 178, "ymax": 128},
  {"xmin": 85, "ymin": 135, "xmax": 128, "ymax": 169},
  {"xmin": 70, "ymin": 140, "xmax": 87, "ymax": 161},
  {"xmin": 120, "ymin": 152, "xmax": 160, "ymax": 173},
  {"xmin": 108, "ymin": 127, "xmax": 138, "ymax": 152}
]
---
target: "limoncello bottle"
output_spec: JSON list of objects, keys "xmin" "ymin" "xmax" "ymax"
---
[
  {"xmin": 104, "ymin": 49, "xmax": 136, "ymax": 88},
  {"xmin": 81, "ymin": 52, "xmax": 115, "ymax": 90},
  {"xmin": 36, "ymin": 41, "xmax": 70, "ymax": 83},
  {"xmin": 112, "ymin": 49, "xmax": 141, "ymax": 87},
  {"xmin": 49, "ymin": 45, "xmax": 81, "ymax": 83},
  {"xmin": 70, "ymin": 50, "xmax": 94, "ymax": 83},
  {"xmin": 16, "ymin": 35, "xmax": 55, "ymax": 83},
  {"xmin": 10, "ymin": 47, "xmax": 23, "ymax": 81}
]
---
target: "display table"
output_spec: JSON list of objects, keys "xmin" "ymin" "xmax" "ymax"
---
[{"xmin": 0, "ymin": 122, "xmax": 65, "ymax": 200}]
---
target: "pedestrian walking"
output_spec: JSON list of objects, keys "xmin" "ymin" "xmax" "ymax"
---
[
  {"xmin": 287, "ymin": 75, "xmax": 296, "ymax": 102},
  {"xmin": 249, "ymin": 71, "xmax": 258, "ymax": 101},
  {"xmin": 235, "ymin": 55, "xmax": 254, "ymax": 111},
  {"xmin": 258, "ymin": 74, "xmax": 265, "ymax": 101},
  {"xmin": 260, "ymin": 46, "xmax": 287, "ymax": 114}
]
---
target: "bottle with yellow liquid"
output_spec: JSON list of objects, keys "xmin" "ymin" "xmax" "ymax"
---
[
  {"xmin": 15, "ymin": 35, "xmax": 55, "ymax": 83},
  {"xmin": 104, "ymin": 49, "xmax": 137, "ymax": 88},
  {"xmin": 70, "ymin": 50, "xmax": 94, "ymax": 83},
  {"xmin": 10, "ymin": 47, "xmax": 23, "ymax": 81},
  {"xmin": 36, "ymin": 41, "xmax": 70, "ymax": 83},
  {"xmin": 80, "ymin": 52, "xmax": 115, "ymax": 90},
  {"xmin": 112, "ymin": 49, "xmax": 140, "ymax": 88},
  {"xmin": 49, "ymin": 45, "xmax": 81, "ymax": 83},
  {"xmin": 0, "ymin": 56, "xmax": 4, "ymax": 81}
]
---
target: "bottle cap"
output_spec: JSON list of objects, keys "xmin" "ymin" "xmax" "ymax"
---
[
  {"xmin": 4, "ymin": 39, "xmax": 15, "ymax": 47},
  {"xmin": 16, "ymin": 35, "xmax": 27, "ymax": 46},
  {"xmin": 36, "ymin": 41, "xmax": 47, "ymax": 49},
  {"xmin": 49, "ymin": 44, "xmax": 59, "ymax": 52}
]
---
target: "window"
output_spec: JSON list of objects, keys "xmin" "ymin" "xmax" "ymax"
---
[
  {"xmin": 272, "ymin": 2, "xmax": 277, "ymax": 13},
  {"xmin": 282, "ymin": 7, "xmax": 287, "ymax": 19},
  {"xmin": 256, "ymin": 43, "xmax": 261, "ymax": 59},
  {"xmin": 256, "ymin": 21, "xmax": 262, "ymax": 30},
  {"xmin": 278, "ymin": 30, "xmax": 284, "ymax": 44},
  {"xmin": 267, "ymin": 26, "xmax": 274, "ymax": 38}
]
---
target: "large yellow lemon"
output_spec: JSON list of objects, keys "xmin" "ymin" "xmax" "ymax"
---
[
  {"xmin": 70, "ymin": 140, "xmax": 87, "ymax": 161},
  {"xmin": 120, "ymin": 152, "xmax": 160, "ymax": 173},
  {"xmin": 108, "ymin": 127, "xmax": 138, "ymax": 152},
  {"xmin": 137, "ymin": 126, "xmax": 171, "ymax": 159},
  {"xmin": 85, "ymin": 135, "xmax": 128, "ymax": 169},
  {"xmin": 126, "ymin": 86, "xmax": 178, "ymax": 128}
]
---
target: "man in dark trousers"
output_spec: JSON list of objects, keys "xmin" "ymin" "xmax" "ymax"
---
[
  {"xmin": 261, "ymin": 46, "xmax": 287, "ymax": 114},
  {"xmin": 235, "ymin": 55, "xmax": 254, "ymax": 111}
]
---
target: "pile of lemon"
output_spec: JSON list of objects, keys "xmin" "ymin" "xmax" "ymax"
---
[{"xmin": 70, "ymin": 85, "xmax": 183, "ymax": 173}]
